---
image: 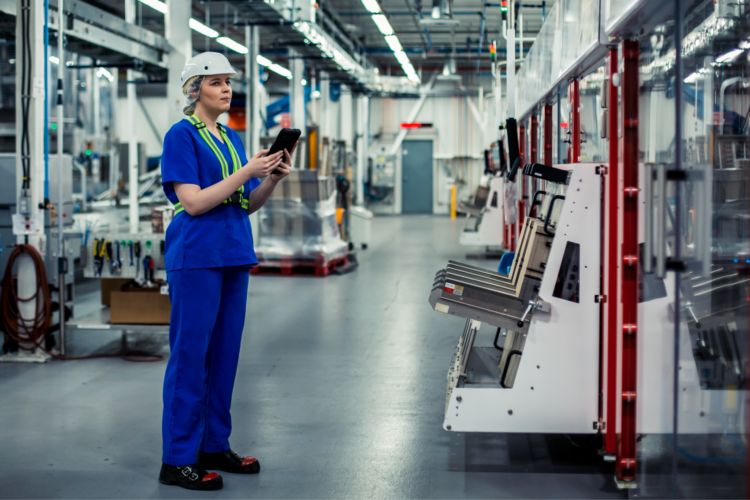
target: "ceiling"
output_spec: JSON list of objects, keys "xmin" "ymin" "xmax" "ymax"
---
[{"xmin": 73, "ymin": 0, "xmax": 553, "ymax": 82}]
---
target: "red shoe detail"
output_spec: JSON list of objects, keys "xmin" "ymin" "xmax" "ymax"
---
[
  {"xmin": 203, "ymin": 473, "xmax": 219, "ymax": 482},
  {"xmin": 241, "ymin": 457, "xmax": 257, "ymax": 466}
]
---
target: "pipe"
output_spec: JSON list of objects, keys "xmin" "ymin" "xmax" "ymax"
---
[
  {"xmin": 56, "ymin": 0, "xmax": 66, "ymax": 356},
  {"xmin": 126, "ymin": 0, "xmax": 138, "ymax": 234},
  {"xmin": 73, "ymin": 160, "xmax": 86, "ymax": 213},
  {"xmin": 719, "ymin": 77, "xmax": 748, "ymax": 134}
]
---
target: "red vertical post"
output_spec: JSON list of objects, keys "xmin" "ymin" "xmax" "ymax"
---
[
  {"xmin": 604, "ymin": 49, "xmax": 619, "ymax": 457},
  {"xmin": 517, "ymin": 124, "xmax": 527, "ymax": 247},
  {"xmin": 530, "ymin": 115, "xmax": 539, "ymax": 164},
  {"xmin": 617, "ymin": 40, "xmax": 639, "ymax": 484},
  {"xmin": 543, "ymin": 105, "xmax": 553, "ymax": 167},
  {"xmin": 569, "ymin": 80, "xmax": 581, "ymax": 163}
]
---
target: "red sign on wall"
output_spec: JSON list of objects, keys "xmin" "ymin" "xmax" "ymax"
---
[{"xmin": 280, "ymin": 113, "xmax": 291, "ymax": 129}]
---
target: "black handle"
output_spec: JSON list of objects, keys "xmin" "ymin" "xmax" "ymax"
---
[
  {"xmin": 543, "ymin": 195, "xmax": 566, "ymax": 236},
  {"xmin": 500, "ymin": 350, "xmax": 523, "ymax": 388},
  {"xmin": 493, "ymin": 327, "xmax": 505, "ymax": 351},
  {"xmin": 506, "ymin": 156, "xmax": 523, "ymax": 182},
  {"xmin": 529, "ymin": 190, "xmax": 547, "ymax": 218}
]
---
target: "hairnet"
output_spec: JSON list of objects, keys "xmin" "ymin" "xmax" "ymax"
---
[{"xmin": 182, "ymin": 75, "xmax": 204, "ymax": 116}]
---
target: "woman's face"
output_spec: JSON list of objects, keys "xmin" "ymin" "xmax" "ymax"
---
[{"xmin": 197, "ymin": 73, "xmax": 233, "ymax": 114}]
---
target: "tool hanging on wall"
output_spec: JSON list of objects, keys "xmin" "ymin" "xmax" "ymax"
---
[
  {"xmin": 134, "ymin": 240, "xmax": 141, "ymax": 279},
  {"xmin": 93, "ymin": 239, "xmax": 103, "ymax": 277},
  {"xmin": 113, "ymin": 241, "xmax": 122, "ymax": 275},
  {"xmin": 128, "ymin": 240, "xmax": 134, "ymax": 267},
  {"xmin": 105, "ymin": 241, "xmax": 113, "ymax": 275}
]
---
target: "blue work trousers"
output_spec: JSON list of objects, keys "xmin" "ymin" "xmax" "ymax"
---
[{"xmin": 162, "ymin": 265, "xmax": 250, "ymax": 466}]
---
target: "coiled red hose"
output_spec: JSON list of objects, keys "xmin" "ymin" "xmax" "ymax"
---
[
  {"xmin": 1, "ymin": 244, "xmax": 162, "ymax": 362},
  {"xmin": 1, "ymin": 244, "xmax": 51, "ymax": 350}
]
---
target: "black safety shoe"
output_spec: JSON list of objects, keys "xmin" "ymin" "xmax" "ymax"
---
[
  {"xmin": 158, "ymin": 463, "xmax": 223, "ymax": 490},
  {"xmin": 197, "ymin": 449, "xmax": 261, "ymax": 474}
]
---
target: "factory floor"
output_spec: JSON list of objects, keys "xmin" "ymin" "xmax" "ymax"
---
[{"xmin": 1, "ymin": 215, "xmax": 629, "ymax": 499}]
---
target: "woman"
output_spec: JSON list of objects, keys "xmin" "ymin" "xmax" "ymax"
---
[{"xmin": 158, "ymin": 52, "xmax": 294, "ymax": 491}]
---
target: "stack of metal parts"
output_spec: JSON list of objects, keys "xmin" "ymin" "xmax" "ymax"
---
[
  {"xmin": 256, "ymin": 170, "xmax": 348, "ymax": 264},
  {"xmin": 431, "ymin": 217, "xmax": 553, "ymax": 331}
]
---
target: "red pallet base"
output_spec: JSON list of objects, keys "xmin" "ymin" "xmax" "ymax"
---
[{"xmin": 250, "ymin": 256, "xmax": 349, "ymax": 277}]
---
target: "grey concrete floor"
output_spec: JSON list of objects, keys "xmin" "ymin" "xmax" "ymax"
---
[{"xmin": 0, "ymin": 215, "xmax": 628, "ymax": 499}]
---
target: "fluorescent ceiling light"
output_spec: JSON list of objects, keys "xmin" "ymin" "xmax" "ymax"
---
[
  {"xmin": 257, "ymin": 55, "xmax": 273, "ymax": 67},
  {"xmin": 217, "ymin": 36, "xmax": 248, "ymax": 54},
  {"xmin": 361, "ymin": 0, "xmax": 381, "ymax": 14},
  {"xmin": 384, "ymin": 35, "xmax": 403, "ymax": 53},
  {"xmin": 49, "ymin": 56, "xmax": 59, "ymax": 65},
  {"xmin": 716, "ymin": 48, "xmax": 743, "ymax": 63},
  {"xmin": 189, "ymin": 19, "xmax": 219, "ymax": 38},
  {"xmin": 394, "ymin": 51, "xmax": 409, "ymax": 65},
  {"xmin": 138, "ymin": 0, "xmax": 167, "ymax": 14},
  {"xmin": 269, "ymin": 63, "xmax": 292, "ymax": 79},
  {"xmin": 683, "ymin": 72, "xmax": 700, "ymax": 84},
  {"xmin": 371, "ymin": 15, "xmax": 393, "ymax": 36},
  {"xmin": 301, "ymin": 78, "xmax": 308, "ymax": 86},
  {"xmin": 97, "ymin": 68, "xmax": 114, "ymax": 82}
]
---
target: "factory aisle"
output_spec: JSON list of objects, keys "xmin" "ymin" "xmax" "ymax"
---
[{"xmin": 0, "ymin": 216, "xmax": 625, "ymax": 499}]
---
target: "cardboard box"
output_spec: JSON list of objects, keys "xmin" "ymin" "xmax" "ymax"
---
[
  {"xmin": 100, "ymin": 278, "xmax": 132, "ymax": 306},
  {"xmin": 110, "ymin": 289, "xmax": 172, "ymax": 325}
]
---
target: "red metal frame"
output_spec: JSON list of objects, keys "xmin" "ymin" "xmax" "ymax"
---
[
  {"xmin": 568, "ymin": 80, "xmax": 581, "ymax": 163},
  {"xmin": 530, "ymin": 115, "xmax": 539, "ymax": 164},
  {"xmin": 604, "ymin": 50, "xmax": 619, "ymax": 457},
  {"xmin": 617, "ymin": 40, "xmax": 639, "ymax": 484},
  {"xmin": 543, "ymin": 105, "xmax": 552, "ymax": 167}
]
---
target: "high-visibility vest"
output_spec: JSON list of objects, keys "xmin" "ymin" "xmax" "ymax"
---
[{"xmin": 173, "ymin": 116, "xmax": 248, "ymax": 215}]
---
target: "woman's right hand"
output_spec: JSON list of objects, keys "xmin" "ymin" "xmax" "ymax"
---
[{"xmin": 244, "ymin": 149, "xmax": 284, "ymax": 179}]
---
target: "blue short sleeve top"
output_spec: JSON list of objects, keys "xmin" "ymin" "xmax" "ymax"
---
[{"xmin": 160, "ymin": 118, "xmax": 262, "ymax": 271}]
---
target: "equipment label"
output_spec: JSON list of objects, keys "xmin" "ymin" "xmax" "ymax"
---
[
  {"xmin": 443, "ymin": 283, "xmax": 464, "ymax": 296},
  {"xmin": 435, "ymin": 303, "xmax": 449, "ymax": 313}
]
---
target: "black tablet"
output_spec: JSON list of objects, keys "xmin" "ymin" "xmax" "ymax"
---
[{"xmin": 267, "ymin": 128, "xmax": 301, "ymax": 174}]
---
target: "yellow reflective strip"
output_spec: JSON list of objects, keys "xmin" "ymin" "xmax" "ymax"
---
[
  {"xmin": 198, "ymin": 127, "xmax": 229, "ymax": 180},
  {"xmin": 220, "ymin": 128, "xmax": 244, "ymax": 193},
  {"xmin": 189, "ymin": 115, "xmax": 229, "ymax": 180}
]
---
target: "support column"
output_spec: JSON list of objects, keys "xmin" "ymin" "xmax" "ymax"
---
[
  {"xmin": 11, "ymin": 0, "xmax": 47, "ymax": 360},
  {"xmin": 530, "ymin": 114, "xmax": 538, "ymax": 163},
  {"xmin": 616, "ymin": 39, "xmax": 639, "ymax": 486},
  {"xmin": 166, "ymin": 0, "xmax": 192, "ymax": 127},
  {"xmin": 355, "ymin": 95, "xmax": 369, "ymax": 206},
  {"xmin": 125, "ymin": 0, "xmax": 138, "ymax": 234},
  {"xmin": 543, "ymin": 104, "xmax": 552, "ymax": 166},
  {"xmin": 246, "ymin": 25, "xmax": 260, "ymax": 157},
  {"xmin": 290, "ymin": 49, "xmax": 306, "ymax": 134},
  {"xmin": 569, "ymin": 80, "xmax": 581, "ymax": 163},
  {"xmin": 506, "ymin": 29, "xmax": 515, "ymax": 119},
  {"xmin": 604, "ymin": 49, "xmax": 619, "ymax": 458}
]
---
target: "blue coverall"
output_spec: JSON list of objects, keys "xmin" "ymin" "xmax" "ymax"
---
[{"xmin": 160, "ymin": 118, "xmax": 261, "ymax": 466}]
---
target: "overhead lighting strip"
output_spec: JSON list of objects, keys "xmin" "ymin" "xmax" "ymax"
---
[
  {"xmin": 359, "ymin": 0, "xmax": 419, "ymax": 82},
  {"xmin": 137, "ymin": 0, "xmax": 292, "ymax": 78}
]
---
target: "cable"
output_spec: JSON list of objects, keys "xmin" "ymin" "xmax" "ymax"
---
[{"xmin": 1, "ymin": 245, "xmax": 163, "ymax": 362}]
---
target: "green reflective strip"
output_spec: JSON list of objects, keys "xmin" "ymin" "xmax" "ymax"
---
[{"xmin": 174, "ymin": 202, "xmax": 185, "ymax": 215}]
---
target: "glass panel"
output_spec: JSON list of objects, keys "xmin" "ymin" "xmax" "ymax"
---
[
  {"xmin": 677, "ymin": 1, "xmax": 748, "ymax": 497},
  {"xmin": 637, "ymin": 0, "xmax": 748, "ymax": 496},
  {"xmin": 580, "ymin": 66, "xmax": 607, "ymax": 162},
  {"xmin": 603, "ymin": 0, "xmax": 643, "ymax": 34},
  {"xmin": 517, "ymin": 0, "xmax": 601, "ymax": 119}
]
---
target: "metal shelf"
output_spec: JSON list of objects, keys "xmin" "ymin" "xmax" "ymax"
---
[{"xmin": 66, "ymin": 307, "xmax": 169, "ymax": 334}]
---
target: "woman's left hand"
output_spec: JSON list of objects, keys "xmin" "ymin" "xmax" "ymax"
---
[{"xmin": 270, "ymin": 142, "xmax": 296, "ymax": 183}]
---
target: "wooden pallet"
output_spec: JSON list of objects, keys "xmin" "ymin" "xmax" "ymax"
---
[{"xmin": 250, "ymin": 256, "xmax": 349, "ymax": 277}]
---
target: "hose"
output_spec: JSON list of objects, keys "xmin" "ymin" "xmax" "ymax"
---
[
  {"xmin": 1, "ymin": 245, "xmax": 51, "ymax": 350},
  {"xmin": 1, "ymin": 244, "xmax": 162, "ymax": 362}
]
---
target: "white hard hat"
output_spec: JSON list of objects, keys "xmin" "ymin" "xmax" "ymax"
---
[{"xmin": 180, "ymin": 52, "xmax": 237, "ymax": 85}]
